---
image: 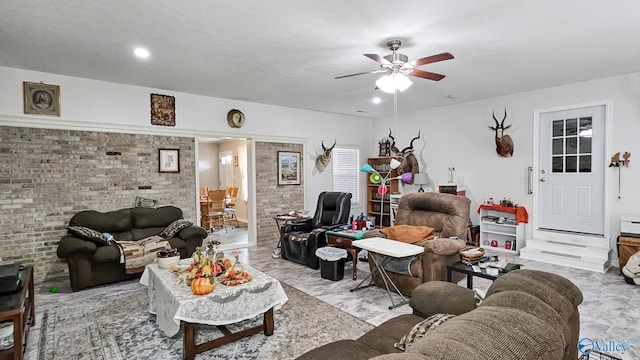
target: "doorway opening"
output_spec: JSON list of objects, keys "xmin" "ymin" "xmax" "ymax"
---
[{"xmin": 197, "ymin": 137, "xmax": 253, "ymax": 250}]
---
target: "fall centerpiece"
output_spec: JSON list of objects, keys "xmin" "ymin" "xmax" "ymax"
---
[
  {"xmin": 171, "ymin": 242, "xmax": 252, "ymax": 292},
  {"xmin": 184, "ymin": 240, "xmax": 230, "ymax": 295},
  {"xmin": 219, "ymin": 253, "xmax": 253, "ymax": 286}
]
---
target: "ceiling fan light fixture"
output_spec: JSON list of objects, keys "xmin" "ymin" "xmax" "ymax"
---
[{"xmin": 375, "ymin": 73, "xmax": 413, "ymax": 93}]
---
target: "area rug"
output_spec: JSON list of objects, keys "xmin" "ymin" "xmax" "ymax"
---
[{"xmin": 37, "ymin": 282, "xmax": 374, "ymax": 359}]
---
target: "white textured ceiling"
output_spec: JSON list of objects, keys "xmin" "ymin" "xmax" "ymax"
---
[{"xmin": 2, "ymin": 1, "xmax": 640, "ymax": 119}]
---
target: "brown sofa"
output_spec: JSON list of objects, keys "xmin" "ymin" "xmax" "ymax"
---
[
  {"xmin": 366, "ymin": 192, "xmax": 471, "ymax": 296},
  {"xmin": 298, "ymin": 269, "xmax": 583, "ymax": 360},
  {"xmin": 57, "ymin": 206, "xmax": 207, "ymax": 291}
]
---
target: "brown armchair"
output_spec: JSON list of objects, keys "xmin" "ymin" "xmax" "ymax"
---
[{"xmin": 366, "ymin": 192, "xmax": 471, "ymax": 296}]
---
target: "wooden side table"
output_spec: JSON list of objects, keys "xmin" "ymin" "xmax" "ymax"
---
[
  {"xmin": 325, "ymin": 230, "xmax": 368, "ymax": 280},
  {"xmin": 0, "ymin": 266, "xmax": 35, "ymax": 360}
]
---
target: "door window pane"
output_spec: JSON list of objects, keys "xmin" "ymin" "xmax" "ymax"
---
[
  {"xmin": 552, "ymin": 156, "xmax": 563, "ymax": 172},
  {"xmin": 565, "ymin": 156, "xmax": 577, "ymax": 173},
  {"xmin": 579, "ymin": 155, "xmax": 592, "ymax": 172},
  {"xmin": 566, "ymin": 119, "xmax": 577, "ymax": 136},
  {"xmin": 552, "ymin": 139, "xmax": 564, "ymax": 155},
  {"xmin": 552, "ymin": 120, "xmax": 564, "ymax": 137},
  {"xmin": 579, "ymin": 136, "xmax": 592, "ymax": 154},
  {"xmin": 566, "ymin": 137, "xmax": 577, "ymax": 154},
  {"xmin": 579, "ymin": 117, "xmax": 592, "ymax": 137}
]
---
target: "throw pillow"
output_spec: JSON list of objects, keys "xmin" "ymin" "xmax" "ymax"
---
[
  {"xmin": 382, "ymin": 225, "xmax": 435, "ymax": 244},
  {"xmin": 394, "ymin": 313, "xmax": 456, "ymax": 351},
  {"xmin": 67, "ymin": 226, "xmax": 110, "ymax": 245},
  {"xmin": 160, "ymin": 219, "xmax": 193, "ymax": 239}
]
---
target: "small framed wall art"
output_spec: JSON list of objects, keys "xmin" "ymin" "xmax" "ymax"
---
[
  {"xmin": 159, "ymin": 148, "xmax": 180, "ymax": 173},
  {"xmin": 277, "ymin": 151, "xmax": 301, "ymax": 185},
  {"xmin": 23, "ymin": 82, "xmax": 61, "ymax": 116},
  {"xmin": 150, "ymin": 93, "xmax": 176, "ymax": 126},
  {"xmin": 134, "ymin": 196, "xmax": 157, "ymax": 208}
]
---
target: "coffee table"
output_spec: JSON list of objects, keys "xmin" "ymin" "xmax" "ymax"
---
[
  {"xmin": 447, "ymin": 261, "xmax": 502, "ymax": 289},
  {"xmin": 351, "ymin": 237, "xmax": 424, "ymax": 309},
  {"xmin": 325, "ymin": 229, "xmax": 368, "ymax": 280},
  {"xmin": 140, "ymin": 261, "xmax": 288, "ymax": 360}
]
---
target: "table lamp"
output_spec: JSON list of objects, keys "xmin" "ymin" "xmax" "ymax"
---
[{"xmin": 412, "ymin": 173, "xmax": 429, "ymax": 192}]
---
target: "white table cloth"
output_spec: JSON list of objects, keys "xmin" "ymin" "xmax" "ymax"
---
[{"xmin": 140, "ymin": 260, "xmax": 288, "ymax": 336}]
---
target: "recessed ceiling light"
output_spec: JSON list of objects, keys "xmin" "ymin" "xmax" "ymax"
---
[
  {"xmin": 372, "ymin": 97, "xmax": 381, "ymax": 104},
  {"xmin": 447, "ymin": 94, "xmax": 457, "ymax": 99},
  {"xmin": 134, "ymin": 47, "xmax": 150, "ymax": 59}
]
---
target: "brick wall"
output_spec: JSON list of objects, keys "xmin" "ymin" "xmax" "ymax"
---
[
  {"xmin": 0, "ymin": 126, "xmax": 196, "ymax": 281},
  {"xmin": 255, "ymin": 142, "xmax": 304, "ymax": 244}
]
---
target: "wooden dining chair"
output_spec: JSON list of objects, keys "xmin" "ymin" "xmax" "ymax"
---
[
  {"xmin": 225, "ymin": 186, "xmax": 240, "ymax": 227},
  {"xmin": 206, "ymin": 189, "xmax": 227, "ymax": 233}
]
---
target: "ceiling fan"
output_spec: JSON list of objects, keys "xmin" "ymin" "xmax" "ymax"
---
[{"xmin": 335, "ymin": 40, "xmax": 454, "ymax": 90}]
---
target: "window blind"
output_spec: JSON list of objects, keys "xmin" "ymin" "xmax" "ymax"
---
[{"xmin": 332, "ymin": 147, "xmax": 359, "ymax": 205}]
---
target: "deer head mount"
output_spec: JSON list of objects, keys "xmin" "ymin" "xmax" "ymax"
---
[
  {"xmin": 388, "ymin": 129, "xmax": 421, "ymax": 183},
  {"xmin": 488, "ymin": 109, "xmax": 514, "ymax": 157},
  {"xmin": 315, "ymin": 140, "xmax": 336, "ymax": 172}
]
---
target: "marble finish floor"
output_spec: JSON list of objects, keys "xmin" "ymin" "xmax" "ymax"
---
[
  {"xmin": 206, "ymin": 222, "xmax": 249, "ymax": 249},
  {"xmin": 242, "ymin": 242, "xmax": 640, "ymax": 360},
  {"xmin": 25, "ymin": 241, "xmax": 640, "ymax": 359}
]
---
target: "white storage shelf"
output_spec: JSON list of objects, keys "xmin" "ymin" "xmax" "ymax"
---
[{"xmin": 479, "ymin": 208, "xmax": 524, "ymax": 254}]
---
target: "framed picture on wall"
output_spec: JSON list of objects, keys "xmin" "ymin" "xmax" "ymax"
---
[
  {"xmin": 23, "ymin": 82, "xmax": 61, "ymax": 116},
  {"xmin": 159, "ymin": 148, "xmax": 180, "ymax": 173},
  {"xmin": 277, "ymin": 151, "xmax": 300, "ymax": 185},
  {"xmin": 150, "ymin": 93, "xmax": 176, "ymax": 126},
  {"xmin": 134, "ymin": 196, "xmax": 157, "ymax": 208}
]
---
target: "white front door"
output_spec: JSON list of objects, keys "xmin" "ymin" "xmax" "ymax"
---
[
  {"xmin": 219, "ymin": 150, "xmax": 233, "ymax": 190},
  {"xmin": 538, "ymin": 105, "xmax": 605, "ymax": 235}
]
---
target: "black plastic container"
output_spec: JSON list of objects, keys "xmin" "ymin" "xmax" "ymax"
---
[{"xmin": 320, "ymin": 258, "xmax": 346, "ymax": 281}]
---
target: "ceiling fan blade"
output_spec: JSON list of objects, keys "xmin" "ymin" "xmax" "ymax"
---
[
  {"xmin": 411, "ymin": 52, "xmax": 454, "ymax": 67},
  {"xmin": 335, "ymin": 69, "xmax": 386, "ymax": 79},
  {"xmin": 364, "ymin": 53, "xmax": 392, "ymax": 65},
  {"xmin": 409, "ymin": 69, "xmax": 446, "ymax": 81}
]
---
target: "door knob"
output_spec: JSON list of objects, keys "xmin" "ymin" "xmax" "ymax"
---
[
  {"xmin": 540, "ymin": 170, "xmax": 546, "ymax": 174},
  {"xmin": 540, "ymin": 178, "xmax": 546, "ymax": 182}
]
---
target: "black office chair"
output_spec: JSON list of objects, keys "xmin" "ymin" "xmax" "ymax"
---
[{"xmin": 281, "ymin": 192, "xmax": 352, "ymax": 269}]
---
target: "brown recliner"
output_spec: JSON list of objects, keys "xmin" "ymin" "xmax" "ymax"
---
[{"xmin": 366, "ymin": 192, "xmax": 471, "ymax": 296}]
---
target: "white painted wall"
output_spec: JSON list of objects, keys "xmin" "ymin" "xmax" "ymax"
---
[
  {"xmin": 0, "ymin": 66, "xmax": 373, "ymax": 216},
  {"xmin": 7, "ymin": 65, "xmax": 638, "ymax": 257},
  {"xmin": 218, "ymin": 139, "xmax": 248, "ymax": 221},
  {"xmin": 198, "ymin": 142, "xmax": 219, "ymax": 191},
  {"xmin": 374, "ymin": 72, "xmax": 640, "ymax": 253}
]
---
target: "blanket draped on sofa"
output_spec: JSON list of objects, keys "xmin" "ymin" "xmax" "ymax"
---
[{"xmin": 114, "ymin": 235, "xmax": 171, "ymax": 274}]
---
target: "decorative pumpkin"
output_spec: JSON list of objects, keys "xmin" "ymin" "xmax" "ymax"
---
[{"xmin": 191, "ymin": 277, "xmax": 215, "ymax": 295}]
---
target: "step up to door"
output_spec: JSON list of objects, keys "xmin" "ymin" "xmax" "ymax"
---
[
  {"xmin": 524, "ymin": 238, "xmax": 609, "ymax": 261},
  {"xmin": 519, "ymin": 246, "xmax": 610, "ymax": 273},
  {"xmin": 532, "ymin": 230, "xmax": 608, "ymax": 249}
]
